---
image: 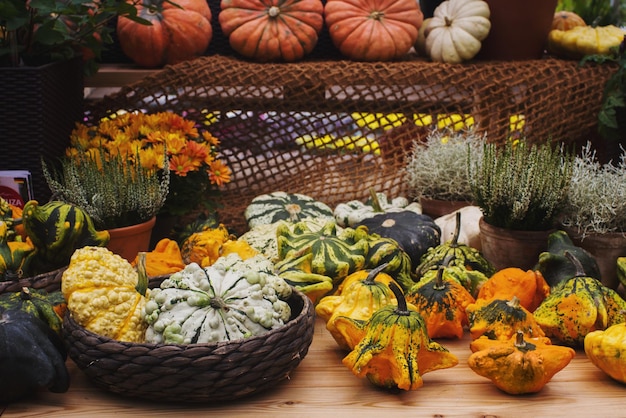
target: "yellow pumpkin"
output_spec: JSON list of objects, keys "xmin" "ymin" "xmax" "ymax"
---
[
  {"xmin": 551, "ymin": 11, "xmax": 586, "ymax": 32},
  {"xmin": 547, "ymin": 25, "xmax": 626, "ymax": 59},
  {"xmin": 425, "ymin": 0, "xmax": 492, "ymax": 63}
]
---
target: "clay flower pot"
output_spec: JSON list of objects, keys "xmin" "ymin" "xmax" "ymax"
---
[
  {"xmin": 106, "ymin": 217, "xmax": 156, "ymax": 262},
  {"xmin": 477, "ymin": 0, "xmax": 558, "ymax": 60}
]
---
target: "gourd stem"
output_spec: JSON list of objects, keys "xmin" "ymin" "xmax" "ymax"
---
[
  {"xmin": 19, "ymin": 286, "xmax": 32, "ymax": 301},
  {"xmin": 368, "ymin": 187, "xmax": 383, "ymax": 212},
  {"xmin": 389, "ymin": 282, "xmax": 410, "ymax": 316},
  {"xmin": 451, "ymin": 211, "xmax": 462, "ymax": 247},
  {"xmin": 136, "ymin": 252, "xmax": 149, "ymax": 296},
  {"xmin": 564, "ymin": 250, "xmax": 586, "ymax": 278},
  {"xmin": 434, "ymin": 266, "xmax": 446, "ymax": 290},
  {"xmin": 507, "ymin": 295, "xmax": 521, "ymax": 310},
  {"xmin": 514, "ymin": 330, "xmax": 536, "ymax": 352},
  {"xmin": 363, "ymin": 262, "xmax": 390, "ymax": 285}
]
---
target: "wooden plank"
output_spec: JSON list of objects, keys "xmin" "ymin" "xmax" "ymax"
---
[{"xmin": 3, "ymin": 317, "xmax": 626, "ymax": 418}]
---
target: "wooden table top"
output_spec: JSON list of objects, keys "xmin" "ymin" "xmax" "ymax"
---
[{"xmin": 2, "ymin": 316, "xmax": 625, "ymax": 418}]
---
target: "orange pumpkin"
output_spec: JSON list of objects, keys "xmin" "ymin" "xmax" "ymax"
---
[
  {"xmin": 219, "ymin": 0, "xmax": 325, "ymax": 62},
  {"xmin": 551, "ymin": 11, "xmax": 586, "ymax": 31},
  {"xmin": 324, "ymin": 0, "xmax": 424, "ymax": 61},
  {"xmin": 476, "ymin": 268, "xmax": 550, "ymax": 312},
  {"xmin": 116, "ymin": 0, "xmax": 213, "ymax": 68}
]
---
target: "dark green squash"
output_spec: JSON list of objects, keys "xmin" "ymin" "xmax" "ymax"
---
[
  {"xmin": 535, "ymin": 230, "xmax": 601, "ymax": 288},
  {"xmin": 355, "ymin": 210, "xmax": 441, "ymax": 269},
  {"xmin": 0, "ymin": 307, "xmax": 69, "ymax": 403}
]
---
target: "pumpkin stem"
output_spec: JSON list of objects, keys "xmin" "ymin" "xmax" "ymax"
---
[
  {"xmin": 368, "ymin": 188, "xmax": 383, "ymax": 212},
  {"xmin": 514, "ymin": 330, "xmax": 536, "ymax": 352},
  {"xmin": 363, "ymin": 262, "xmax": 390, "ymax": 285},
  {"xmin": 564, "ymin": 250, "xmax": 586, "ymax": 278},
  {"xmin": 389, "ymin": 281, "xmax": 410, "ymax": 316},
  {"xmin": 268, "ymin": 5, "xmax": 281, "ymax": 18},
  {"xmin": 135, "ymin": 252, "xmax": 149, "ymax": 296}
]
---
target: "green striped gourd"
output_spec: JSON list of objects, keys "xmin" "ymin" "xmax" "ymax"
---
[{"xmin": 244, "ymin": 191, "xmax": 334, "ymax": 229}]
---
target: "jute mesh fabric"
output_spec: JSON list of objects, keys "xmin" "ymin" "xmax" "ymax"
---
[{"xmin": 86, "ymin": 55, "xmax": 616, "ymax": 234}]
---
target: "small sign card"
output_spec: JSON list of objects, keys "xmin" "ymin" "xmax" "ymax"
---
[{"xmin": 0, "ymin": 170, "xmax": 34, "ymax": 208}]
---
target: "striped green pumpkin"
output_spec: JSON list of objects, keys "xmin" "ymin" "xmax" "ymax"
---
[{"xmin": 244, "ymin": 191, "xmax": 334, "ymax": 229}]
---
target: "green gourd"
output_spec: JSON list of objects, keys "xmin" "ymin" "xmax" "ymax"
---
[
  {"xmin": 533, "ymin": 252, "xmax": 626, "ymax": 346},
  {"xmin": 276, "ymin": 221, "xmax": 368, "ymax": 286},
  {"xmin": 416, "ymin": 212, "xmax": 495, "ymax": 278},
  {"xmin": 535, "ymin": 230, "xmax": 601, "ymax": 288},
  {"xmin": 22, "ymin": 200, "xmax": 110, "ymax": 274},
  {"xmin": 0, "ymin": 221, "xmax": 34, "ymax": 281},
  {"xmin": 333, "ymin": 190, "xmax": 422, "ymax": 228},
  {"xmin": 244, "ymin": 191, "xmax": 334, "ymax": 229}
]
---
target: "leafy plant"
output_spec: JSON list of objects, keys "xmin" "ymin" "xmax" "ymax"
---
[
  {"xmin": 404, "ymin": 128, "xmax": 486, "ymax": 202},
  {"xmin": 581, "ymin": 37, "xmax": 626, "ymax": 143},
  {"xmin": 0, "ymin": 0, "xmax": 150, "ymax": 75},
  {"xmin": 560, "ymin": 142, "xmax": 626, "ymax": 236},
  {"xmin": 557, "ymin": 0, "xmax": 624, "ymax": 26},
  {"xmin": 42, "ymin": 148, "xmax": 170, "ymax": 230},
  {"xmin": 468, "ymin": 140, "xmax": 574, "ymax": 231}
]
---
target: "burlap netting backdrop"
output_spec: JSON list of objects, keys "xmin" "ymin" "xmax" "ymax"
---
[{"xmin": 85, "ymin": 55, "xmax": 615, "ymax": 234}]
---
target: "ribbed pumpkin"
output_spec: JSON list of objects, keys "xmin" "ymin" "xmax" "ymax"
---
[
  {"xmin": 116, "ymin": 0, "xmax": 213, "ymax": 68},
  {"xmin": 219, "ymin": 0, "xmax": 325, "ymax": 62},
  {"xmin": 323, "ymin": 0, "xmax": 424, "ymax": 61}
]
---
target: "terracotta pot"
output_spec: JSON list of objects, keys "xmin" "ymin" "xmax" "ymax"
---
[
  {"xmin": 107, "ymin": 216, "xmax": 156, "ymax": 262},
  {"xmin": 420, "ymin": 197, "xmax": 472, "ymax": 219},
  {"xmin": 479, "ymin": 218, "xmax": 552, "ymax": 271},
  {"xmin": 564, "ymin": 228, "xmax": 626, "ymax": 290},
  {"xmin": 477, "ymin": 0, "xmax": 558, "ymax": 61}
]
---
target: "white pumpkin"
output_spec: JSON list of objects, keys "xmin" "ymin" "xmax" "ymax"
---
[{"xmin": 425, "ymin": 0, "xmax": 491, "ymax": 63}]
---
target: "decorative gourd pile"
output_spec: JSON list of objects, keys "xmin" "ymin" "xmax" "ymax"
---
[{"xmin": 7, "ymin": 190, "xmax": 626, "ymax": 401}]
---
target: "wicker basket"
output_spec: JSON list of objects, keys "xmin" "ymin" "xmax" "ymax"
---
[
  {"xmin": 0, "ymin": 267, "xmax": 66, "ymax": 295},
  {"xmin": 63, "ymin": 287, "xmax": 315, "ymax": 402}
]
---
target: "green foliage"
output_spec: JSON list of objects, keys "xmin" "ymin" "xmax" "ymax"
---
[
  {"xmin": 560, "ymin": 142, "xmax": 626, "ymax": 235},
  {"xmin": 0, "ymin": 0, "xmax": 151, "ymax": 75},
  {"xmin": 582, "ymin": 39, "xmax": 626, "ymax": 142},
  {"xmin": 42, "ymin": 149, "xmax": 170, "ymax": 230},
  {"xmin": 404, "ymin": 128, "xmax": 486, "ymax": 201},
  {"xmin": 557, "ymin": 0, "xmax": 625, "ymax": 26},
  {"xmin": 468, "ymin": 140, "xmax": 574, "ymax": 231}
]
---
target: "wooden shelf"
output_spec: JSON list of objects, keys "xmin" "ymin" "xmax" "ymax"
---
[{"xmin": 85, "ymin": 64, "xmax": 157, "ymax": 88}]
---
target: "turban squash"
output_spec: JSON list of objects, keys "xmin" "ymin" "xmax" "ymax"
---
[
  {"xmin": 219, "ymin": 0, "xmax": 325, "ymax": 62},
  {"xmin": 116, "ymin": 0, "xmax": 213, "ymax": 67},
  {"xmin": 323, "ymin": 0, "xmax": 424, "ymax": 61}
]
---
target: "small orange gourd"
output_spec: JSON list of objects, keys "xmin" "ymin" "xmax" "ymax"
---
[
  {"xmin": 466, "ymin": 296, "xmax": 546, "ymax": 341},
  {"xmin": 468, "ymin": 330, "xmax": 575, "ymax": 395},
  {"xmin": 476, "ymin": 267, "xmax": 550, "ymax": 312},
  {"xmin": 405, "ymin": 265, "xmax": 475, "ymax": 339}
]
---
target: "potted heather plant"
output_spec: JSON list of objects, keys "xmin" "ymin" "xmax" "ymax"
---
[
  {"xmin": 404, "ymin": 127, "xmax": 485, "ymax": 217},
  {"xmin": 559, "ymin": 142, "xmax": 626, "ymax": 289},
  {"xmin": 43, "ymin": 147, "xmax": 170, "ymax": 260},
  {"xmin": 468, "ymin": 139, "xmax": 574, "ymax": 270}
]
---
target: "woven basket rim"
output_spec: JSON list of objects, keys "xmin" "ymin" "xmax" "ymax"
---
[
  {"xmin": 64, "ymin": 286, "xmax": 313, "ymax": 349},
  {"xmin": 0, "ymin": 266, "xmax": 67, "ymax": 294}
]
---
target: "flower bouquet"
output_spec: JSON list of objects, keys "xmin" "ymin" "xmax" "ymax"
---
[{"xmin": 65, "ymin": 111, "xmax": 232, "ymax": 224}]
